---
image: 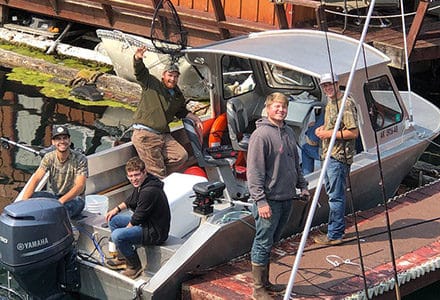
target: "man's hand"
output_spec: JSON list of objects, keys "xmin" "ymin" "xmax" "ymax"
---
[
  {"xmin": 186, "ymin": 112, "xmax": 203, "ymax": 131},
  {"xmin": 135, "ymin": 46, "xmax": 147, "ymax": 60},
  {"xmin": 315, "ymin": 125, "xmax": 327, "ymax": 139},
  {"xmin": 300, "ymin": 189, "xmax": 311, "ymax": 201},
  {"xmin": 258, "ymin": 203, "xmax": 272, "ymax": 219},
  {"xmin": 105, "ymin": 207, "xmax": 118, "ymax": 222}
]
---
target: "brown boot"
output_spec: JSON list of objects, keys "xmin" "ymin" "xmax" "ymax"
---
[
  {"xmin": 106, "ymin": 254, "xmax": 126, "ymax": 270},
  {"xmin": 121, "ymin": 253, "xmax": 143, "ymax": 279},
  {"xmin": 263, "ymin": 264, "xmax": 286, "ymax": 293},
  {"xmin": 251, "ymin": 263, "xmax": 272, "ymax": 300}
]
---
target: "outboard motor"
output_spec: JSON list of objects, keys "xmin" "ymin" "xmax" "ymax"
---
[{"xmin": 0, "ymin": 198, "xmax": 80, "ymax": 299}]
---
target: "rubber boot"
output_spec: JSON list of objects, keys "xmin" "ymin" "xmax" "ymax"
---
[
  {"xmin": 251, "ymin": 263, "xmax": 272, "ymax": 300},
  {"xmin": 106, "ymin": 253, "xmax": 126, "ymax": 270},
  {"xmin": 121, "ymin": 252, "xmax": 143, "ymax": 279},
  {"xmin": 264, "ymin": 264, "xmax": 286, "ymax": 293}
]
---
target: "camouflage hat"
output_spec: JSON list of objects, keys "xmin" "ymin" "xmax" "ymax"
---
[
  {"xmin": 52, "ymin": 125, "xmax": 70, "ymax": 139},
  {"xmin": 164, "ymin": 62, "xmax": 180, "ymax": 74}
]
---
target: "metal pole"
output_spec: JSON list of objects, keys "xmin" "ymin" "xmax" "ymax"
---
[
  {"xmin": 283, "ymin": 1, "xmax": 377, "ymax": 299},
  {"xmin": 0, "ymin": 137, "xmax": 43, "ymax": 156}
]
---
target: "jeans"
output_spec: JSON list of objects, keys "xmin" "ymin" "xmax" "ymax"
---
[
  {"xmin": 31, "ymin": 191, "xmax": 85, "ymax": 219},
  {"xmin": 301, "ymin": 143, "xmax": 320, "ymax": 175},
  {"xmin": 251, "ymin": 199, "xmax": 292, "ymax": 265},
  {"xmin": 109, "ymin": 214, "xmax": 143, "ymax": 258},
  {"xmin": 324, "ymin": 158, "xmax": 350, "ymax": 240}
]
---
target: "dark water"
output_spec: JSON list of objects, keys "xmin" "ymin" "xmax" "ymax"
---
[
  {"xmin": 0, "ymin": 69, "xmax": 133, "ymax": 211},
  {"xmin": 0, "ymin": 69, "xmax": 439, "ymax": 299}
]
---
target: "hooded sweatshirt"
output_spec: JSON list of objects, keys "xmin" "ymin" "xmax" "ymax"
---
[
  {"xmin": 124, "ymin": 173, "xmax": 171, "ymax": 245},
  {"xmin": 247, "ymin": 118, "xmax": 308, "ymax": 207}
]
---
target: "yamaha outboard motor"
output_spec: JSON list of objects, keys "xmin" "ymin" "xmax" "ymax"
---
[{"xmin": 0, "ymin": 199, "xmax": 80, "ymax": 299}]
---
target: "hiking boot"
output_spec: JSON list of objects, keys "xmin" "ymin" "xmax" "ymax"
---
[
  {"xmin": 121, "ymin": 253, "xmax": 143, "ymax": 279},
  {"xmin": 313, "ymin": 234, "xmax": 342, "ymax": 245},
  {"xmin": 106, "ymin": 256, "xmax": 126, "ymax": 270}
]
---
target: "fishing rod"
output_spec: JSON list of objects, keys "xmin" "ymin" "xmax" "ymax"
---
[{"xmin": 0, "ymin": 137, "xmax": 52, "ymax": 157}]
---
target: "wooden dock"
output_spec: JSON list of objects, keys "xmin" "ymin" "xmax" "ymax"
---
[
  {"xmin": 182, "ymin": 180, "xmax": 440, "ymax": 299},
  {"xmin": 0, "ymin": 1, "xmax": 440, "ymax": 69}
]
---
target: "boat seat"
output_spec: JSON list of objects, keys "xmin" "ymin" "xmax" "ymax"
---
[
  {"xmin": 183, "ymin": 117, "xmax": 235, "ymax": 168},
  {"xmin": 226, "ymin": 98, "xmax": 251, "ymax": 151},
  {"xmin": 142, "ymin": 235, "xmax": 183, "ymax": 275}
]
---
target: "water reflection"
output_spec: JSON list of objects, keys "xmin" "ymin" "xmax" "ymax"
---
[{"xmin": 0, "ymin": 69, "xmax": 133, "ymax": 210}]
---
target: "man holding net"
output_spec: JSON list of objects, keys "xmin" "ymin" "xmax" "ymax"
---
[{"xmin": 131, "ymin": 46, "xmax": 202, "ymax": 179}]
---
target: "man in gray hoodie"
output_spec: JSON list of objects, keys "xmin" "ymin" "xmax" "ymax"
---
[{"xmin": 247, "ymin": 92, "xmax": 309, "ymax": 299}]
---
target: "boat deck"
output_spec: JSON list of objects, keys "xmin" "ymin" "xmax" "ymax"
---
[{"xmin": 182, "ymin": 180, "xmax": 440, "ymax": 299}]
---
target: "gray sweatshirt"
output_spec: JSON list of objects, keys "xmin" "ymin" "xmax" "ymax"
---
[{"xmin": 247, "ymin": 118, "xmax": 308, "ymax": 207}]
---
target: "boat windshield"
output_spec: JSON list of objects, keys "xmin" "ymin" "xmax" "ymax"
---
[
  {"xmin": 221, "ymin": 55, "xmax": 255, "ymax": 99},
  {"xmin": 263, "ymin": 63, "xmax": 315, "ymax": 90},
  {"xmin": 363, "ymin": 75, "xmax": 403, "ymax": 131}
]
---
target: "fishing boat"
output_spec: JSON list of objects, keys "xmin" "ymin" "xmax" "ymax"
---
[{"xmin": 1, "ymin": 28, "xmax": 440, "ymax": 300}]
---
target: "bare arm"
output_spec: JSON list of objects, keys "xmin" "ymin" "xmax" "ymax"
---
[
  {"xmin": 58, "ymin": 174, "xmax": 87, "ymax": 204},
  {"xmin": 22, "ymin": 168, "xmax": 47, "ymax": 200},
  {"xmin": 315, "ymin": 126, "xmax": 359, "ymax": 140},
  {"xmin": 105, "ymin": 202, "xmax": 127, "ymax": 222}
]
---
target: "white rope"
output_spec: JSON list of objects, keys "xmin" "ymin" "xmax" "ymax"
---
[
  {"xmin": 324, "ymin": 4, "xmax": 440, "ymax": 19},
  {"xmin": 326, "ymin": 254, "xmax": 373, "ymax": 271}
]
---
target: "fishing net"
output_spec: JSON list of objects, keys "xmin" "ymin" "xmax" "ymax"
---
[{"xmin": 150, "ymin": 0, "xmax": 187, "ymax": 58}]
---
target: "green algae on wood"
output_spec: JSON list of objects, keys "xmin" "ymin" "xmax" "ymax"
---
[
  {"xmin": 6, "ymin": 67, "xmax": 136, "ymax": 111},
  {"xmin": 0, "ymin": 41, "xmax": 112, "ymax": 73}
]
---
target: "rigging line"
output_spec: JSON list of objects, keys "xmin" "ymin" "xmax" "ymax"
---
[
  {"xmin": 324, "ymin": 4, "xmax": 440, "ymax": 19},
  {"xmin": 283, "ymin": 3, "xmax": 378, "ymax": 300},
  {"xmin": 370, "ymin": 97, "xmax": 402, "ymax": 300},
  {"xmin": 400, "ymin": 0, "xmax": 413, "ymax": 125},
  {"xmin": 321, "ymin": 0, "xmax": 371, "ymax": 297}
]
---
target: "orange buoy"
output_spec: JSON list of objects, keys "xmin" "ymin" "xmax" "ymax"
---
[
  {"xmin": 208, "ymin": 113, "xmax": 228, "ymax": 147},
  {"xmin": 184, "ymin": 166, "xmax": 207, "ymax": 178}
]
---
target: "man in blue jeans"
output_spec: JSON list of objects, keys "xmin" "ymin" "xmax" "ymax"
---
[
  {"xmin": 247, "ymin": 92, "xmax": 309, "ymax": 299},
  {"xmin": 314, "ymin": 73, "xmax": 359, "ymax": 245},
  {"xmin": 105, "ymin": 157, "xmax": 170, "ymax": 279},
  {"xmin": 22, "ymin": 125, "xmax": 87, "ymax": 219}
]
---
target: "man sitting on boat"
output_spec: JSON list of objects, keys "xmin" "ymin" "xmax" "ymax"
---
[
  {"xmin": 105, "ymin": 157, "xmax": 171, "ymax": 279},
  {"xmin": 131, "ymin": 46, "xmax": 203, "ymax": 179},
  {"xmin": 21, "ymin": 125, "xmax": 88, "ymax": 219},
  {"xmin": 314, "ymin": 73, "xmax": 359, "ymax": 245}
]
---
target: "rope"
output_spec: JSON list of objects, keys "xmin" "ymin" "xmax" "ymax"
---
[
  {"xmin": 324, "ymin": 4, "xmax": 440, "ymax": 19},
  {"xmin": 74, "ymin": 224, "xmax": 106, "ymax": 265}
]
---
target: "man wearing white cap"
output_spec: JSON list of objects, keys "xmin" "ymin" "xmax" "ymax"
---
[
  {"xmin": 314, "ymin": 73, "xmax": 358, "ymax": 245},
  {"xmin": 22, "ymin": 125, "xmax": 88, "ymax": 219}
]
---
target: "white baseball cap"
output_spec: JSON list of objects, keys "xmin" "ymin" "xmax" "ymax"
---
[{"xmin": 320, "ymin": 73, "xmax": 339, "ymax": 85}]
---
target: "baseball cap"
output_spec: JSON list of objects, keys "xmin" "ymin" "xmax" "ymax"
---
[
  {"xmin": 164, "ymin": 62, "xmax": 180, "ymax": 74},
  {"xmin": 320, "ymin": 73, "xmax": 339, "ymax": 85},
  {"xmin": 52, "ymin": 125, "xmax": 70, "ymax": 139}
]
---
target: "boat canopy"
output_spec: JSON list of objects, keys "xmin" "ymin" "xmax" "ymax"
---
[{"xmin": 184, "ymin": 29, "xmax": 390, "ymax": 78}]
